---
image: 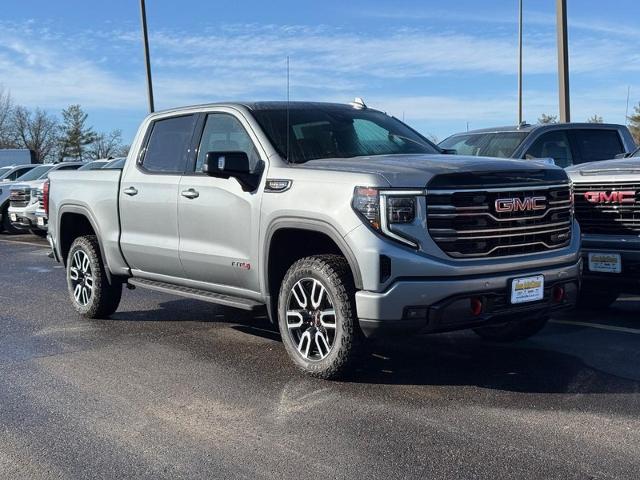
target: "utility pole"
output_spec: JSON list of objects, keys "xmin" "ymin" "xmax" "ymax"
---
[
  {"xmin": 556, "ymin": 0, "xmax": 570, "ymax": 122},
  {"xmin": 140, "ymin": 0, "xmax": 155, "ymax": 113},
  {"xmin": 518, "ymin": 0, "xmax": 523, "ymax": 125}
]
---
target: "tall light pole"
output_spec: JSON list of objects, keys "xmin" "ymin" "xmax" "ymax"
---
[
  {"xmin": 140, "ymin": 0, "xmax": 155, "ymax": 113},
  {"xmin": 518, "ymin": 0, "xmax": 523, "ymax": 125},
  {"xmin": 557, "ymin": 0, "xmax": 570, "ymax": 122}
]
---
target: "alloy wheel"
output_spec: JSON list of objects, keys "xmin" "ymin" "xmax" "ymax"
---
[
  {"xmin": 286, "ymin": 278, "xmax": 337, "ymax": 361},
  {"xmin": 69, "ymin": 250, "xmax": 94, "ymax": 306}
]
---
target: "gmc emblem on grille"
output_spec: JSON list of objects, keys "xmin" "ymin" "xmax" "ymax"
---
[
  {"xmin": 495, "ymin": 196, "xmax": 546, "ymax": 213},
  {"xmin": 583, "ymin": 191, "xmax": 636, "ymax": 204}
]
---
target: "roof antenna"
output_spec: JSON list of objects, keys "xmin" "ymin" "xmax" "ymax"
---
[{"xmin": 286, "ymin": 56, "xmax": 290, "ymax": 162}]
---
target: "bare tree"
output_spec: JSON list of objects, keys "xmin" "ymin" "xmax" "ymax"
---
[
  {"xmin": 89, "ymin": 129, "xmax": 125, "ymax": 159},
  {"xmin": 587, "ymin": 114, "xmax": 603, "ymax": 123},
  {"xmin": 628, "ymin": 102, "xmax": 640, "ymax": 145},
  {"xmin": 0, "ymin": 87, "xmax": 17, "ymax": 148},
  {"xmin": 538, "ymin": 113, "xmax": 558, "ymax": 124},
  {"xmin": 13, "ymin": 106, "xmax": 60, "ymax": 163}
]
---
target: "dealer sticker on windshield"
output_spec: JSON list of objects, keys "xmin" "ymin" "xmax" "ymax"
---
[
  {"xmin": 511, "ymin": 275, "xmax": 544, "ymax": 304},
  {"xmin": 588, "ymin": 252, "xmax": 621, "ymax": 274}
]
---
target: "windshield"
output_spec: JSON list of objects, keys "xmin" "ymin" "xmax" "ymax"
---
[
  {"xmin": 17, "ymin": 165, "xmax": 53, "ymax": 181},
  {"xmin": 251, "ymin": 106, "xmax": 439, "ymax": 163},
  {"xmin": 78, "ymin": 161, "xmax": 108, "ymax": 171},
  {"xmin": 0, "ymin": 167, "xmax": 12, "ymax": 179},
  {"xmin": 104, "ymin": 158, "xmax": 125, "ymax": 169},
  {"xmin": 439, "ymin": 132, "xmax": 528, "ymax": 158}
]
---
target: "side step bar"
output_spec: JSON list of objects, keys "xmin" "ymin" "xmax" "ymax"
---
[{"xmin": 127, "ymin": 278, "xmax": 265, "ymax": 311}]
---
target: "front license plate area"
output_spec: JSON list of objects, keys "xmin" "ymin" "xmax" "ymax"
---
[
  {"xmin": 37, "ymin": 217, "xmax": 45, "ymax": 227},
  {"xmin": 10, "ymin": 213, "xmax": 16, "ymax": 222},
  {"xmin": 588, "ymin": 252, "xmax": 621, "ymax": 274},
  {"xmin": 511, "ymin": 275, "xmax": 544, "ymax": 304}
]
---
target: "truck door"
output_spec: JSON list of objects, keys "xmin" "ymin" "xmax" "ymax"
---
[
  {"xmin": 119, "ymin": 114, "xmax": 197, "ymax": 277},
  {"xmin": 177, "ymin": 110, "xmax": 264, "ymax": 293}
]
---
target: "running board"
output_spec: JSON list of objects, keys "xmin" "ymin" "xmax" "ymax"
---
[{"xmin": 127, "ymin": 278, "xmax": 264, "ymax": 311}]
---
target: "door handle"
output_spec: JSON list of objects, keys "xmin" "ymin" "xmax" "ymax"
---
[
  {"xmin": 123, "ymin": 187, "xmax": 138, "ymax": 196},
  {"xmin": 181, "ymin": 188, "xmax": 200, "ymax": 199}
]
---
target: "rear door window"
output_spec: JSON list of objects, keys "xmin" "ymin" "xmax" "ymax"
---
[
  {"xmin": 524, "ymin": 131, "xmax": 573, "ymax": 167},
  {"xmin": 569, "ymin": 129, "xmax": 624, "ymax": 165},
  {"xmin": 141, "ymin": 115, "xmax": 197, "ymax": 173}
]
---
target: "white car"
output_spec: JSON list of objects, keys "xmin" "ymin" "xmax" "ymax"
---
[{"xmin": 8, "ymin": 162, "xmax": 83, "ymax": 234}]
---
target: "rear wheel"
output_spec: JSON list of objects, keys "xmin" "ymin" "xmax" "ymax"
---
[
  {"xmin": 473, "ymin": 315, "xmax": 549, "ymax": 342},
  {"xmin": 67, "ymin": 235, "xmax": 122, "ymax": 318},
  {"xmin": 577, "ymin": 287, "xmax": 619, "ymax": 309},
  {"xmin": 1, "ymin": 204, "xmax": 19, "ymax": 234},
  {"xmin": 278, "ymin": 255, "xmax": 361, "ymax": 379}
]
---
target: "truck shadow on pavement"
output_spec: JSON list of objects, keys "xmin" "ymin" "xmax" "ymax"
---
[{"xmin": 109, "ymin": 298, "xmax": 640, "ymax": 395}]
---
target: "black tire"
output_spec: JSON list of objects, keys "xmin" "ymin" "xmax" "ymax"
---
[
  {"xmin": 66, "ymin": 235, "xmax": 122, "ymax": 319},
  {"xmin": 1, "ymin": 204, "xmax": 20, "ymax": 234},
  {"xmin": 278, "ymin": 254, "xmax": 361, "ymax": 379},
  {"xmin": 473, "ymin": 315, "xmax": 549, "ymax": 342},
  {"xmin": 577, "ymin": 288, "xmax": 619, "ymax": 310}
]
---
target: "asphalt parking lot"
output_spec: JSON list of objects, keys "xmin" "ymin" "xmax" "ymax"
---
[{"xmin": 1, "ymin": 234, "xmax": 639, "ymax": 479}]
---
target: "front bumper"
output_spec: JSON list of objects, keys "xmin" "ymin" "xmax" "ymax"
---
[
  {"xmin": 580, "ymin": 235, "xmax": 640, "ymax": 291},
  {"xmin": 356, "ymin": 259, "xmax": 580, "ymax": 337},
  {"xmin": 7, "ymin": 206, "xmax": 34, "ymax": 230}
]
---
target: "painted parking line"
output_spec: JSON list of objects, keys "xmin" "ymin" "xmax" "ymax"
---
[
  {"xmin": 0, "ymin": 238, "xmax": 49, "ymax": 248},
  {"xmin": 551, "ymin": 319, "xmax": 640, "ymax": 335}
]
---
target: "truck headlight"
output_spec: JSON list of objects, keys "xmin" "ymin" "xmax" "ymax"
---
[
  {"xmin": 386, "ymin": 196, "xmax": 416, "ymax": 224},
  {"xmin": 353, "ymin": 187, "xmax": 421, "ymax": 248}
]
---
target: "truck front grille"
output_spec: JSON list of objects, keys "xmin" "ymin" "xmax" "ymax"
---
[
  {"xmin": 573, "ymin": 182, "xmax": 640, "ymax": 235},
  {"xmin": 9, "ymin": 189, "xmax": 30, "ymax": 208},
  {"xmin": 426, "ymin": 184, "xmax": 573, "ymax": 258}
]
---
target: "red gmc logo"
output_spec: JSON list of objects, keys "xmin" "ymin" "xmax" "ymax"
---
[
  {"xmin": 583, "ymin": 191, "xmax": 636, "ymax": 204},
  {"xmin": 495, "ymin": 196, "xmax": 547, "ymax": 213}
]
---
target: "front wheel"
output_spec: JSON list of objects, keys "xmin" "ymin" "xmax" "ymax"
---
[
  {"xmin": 67, "ymin": 235, "xmax": 122, "ymax": 318},
  {"xmin": 473, "ymin": 315, "xmax": 549, "ymax": 342},
  {"xmin": 278, "ymin": 255, "xmax": 361, "ymax": 379}
]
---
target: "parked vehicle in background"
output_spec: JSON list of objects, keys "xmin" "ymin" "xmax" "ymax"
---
[
  {"xmin": 0, "ymin": 164, "xmax": 37, "ymax": 182},
  {"xmin": 439, "ymin": 123, "xmax": 636, "ymax": 168},
  {"xmin": 78, "ymin": 160, "xmax": 110, "ymax": 171},
  {"xmin": 0, "ymin": 149, "xmax": 36, "ymax": 168},
  {"xmin": 102, "ymin": 157, "xmax": 126, "ymax": 169},
  {"xmin": 568, "ymin": 147, "xmax": 640, "ymax": 307},
  {"xmin": 47, "ymin": 101, "xmax": 580, "ymax": 378},
  {"xmin": 0, "ymin": 164, "xmax": 53, "ymax": 233},
  {"xmin": 8, "ymin": 162, "xmax": 83, "ymax": 234}
]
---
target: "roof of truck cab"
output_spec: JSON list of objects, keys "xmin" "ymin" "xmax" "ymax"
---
[
  {"xmin": 151, "ymin": 101, "xmax": 379, "ymax": 116},
  {"xmin": 457, "ymin": 122, "xmax": 628, "ymax": 135}
]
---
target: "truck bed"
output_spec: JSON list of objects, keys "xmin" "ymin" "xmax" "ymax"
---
[{"xmin": 48, "ymin": 169, "xmax": 128, "ymax": 275}]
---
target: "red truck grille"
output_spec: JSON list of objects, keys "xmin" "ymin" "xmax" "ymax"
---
[
  {"xmin": 573, "ymin": 182, "xmax": 640, "ymax": 235},
  {"xmin": 426, "ymin": 184, "xmax": 573, "ymax": 258}
]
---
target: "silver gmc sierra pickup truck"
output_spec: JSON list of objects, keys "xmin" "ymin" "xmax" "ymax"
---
[
  {"xmin": 47, "ymin": 101, "xmax": 581, "ymax": 378},
  {"xmin": 568, "ymin": 146, "xmax": 640, "ymax": 307}
]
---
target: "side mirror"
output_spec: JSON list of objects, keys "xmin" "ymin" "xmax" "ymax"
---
[
  {"xmin": 203, "ymin": 151, "xmax": 251, "ymax": 178},
  {"xmin": 203, "ymin": 151, "xmax": 262, "ymax": 191}
]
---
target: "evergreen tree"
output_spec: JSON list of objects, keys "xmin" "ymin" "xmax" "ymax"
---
[
  {"xmin": 59, "ymin": 104, "xmax": 97, "ymax": 161},
  {"xmin": 587, "ymin": 114, "xmax": 603, "ymax": 124},
  {"xmin": 628, "ymin": 102, "xmax": 640, "ymax": 146},
  {"xmin": 537, "ymin": 113, "xmax": 558, "ymax": 124}
]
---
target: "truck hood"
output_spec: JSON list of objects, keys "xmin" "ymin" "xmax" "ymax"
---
[
  {"xmin": 566, "ymin": 158, "xmax": 640, "ymax": 180},
  {"xmin": 10, "ymin": 179, "xmax": 46, "ymax": 190},
  {"xmin": 296, "ymin": 154, "xmax": 564, "ymax": 188}
]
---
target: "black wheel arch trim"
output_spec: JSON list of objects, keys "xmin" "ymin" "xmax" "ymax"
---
[
  {"xmin": 263, "ymin": 218, "xmax": 363, "ymax": 293},
  {"xmin": 57, "ymin": 204, "xmax": 114, "ymax": 284}
]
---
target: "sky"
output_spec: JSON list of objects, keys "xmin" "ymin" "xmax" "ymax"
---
[{"xmin": 1, "ymin": 0, "xmax": 639, "ymax": 144}]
